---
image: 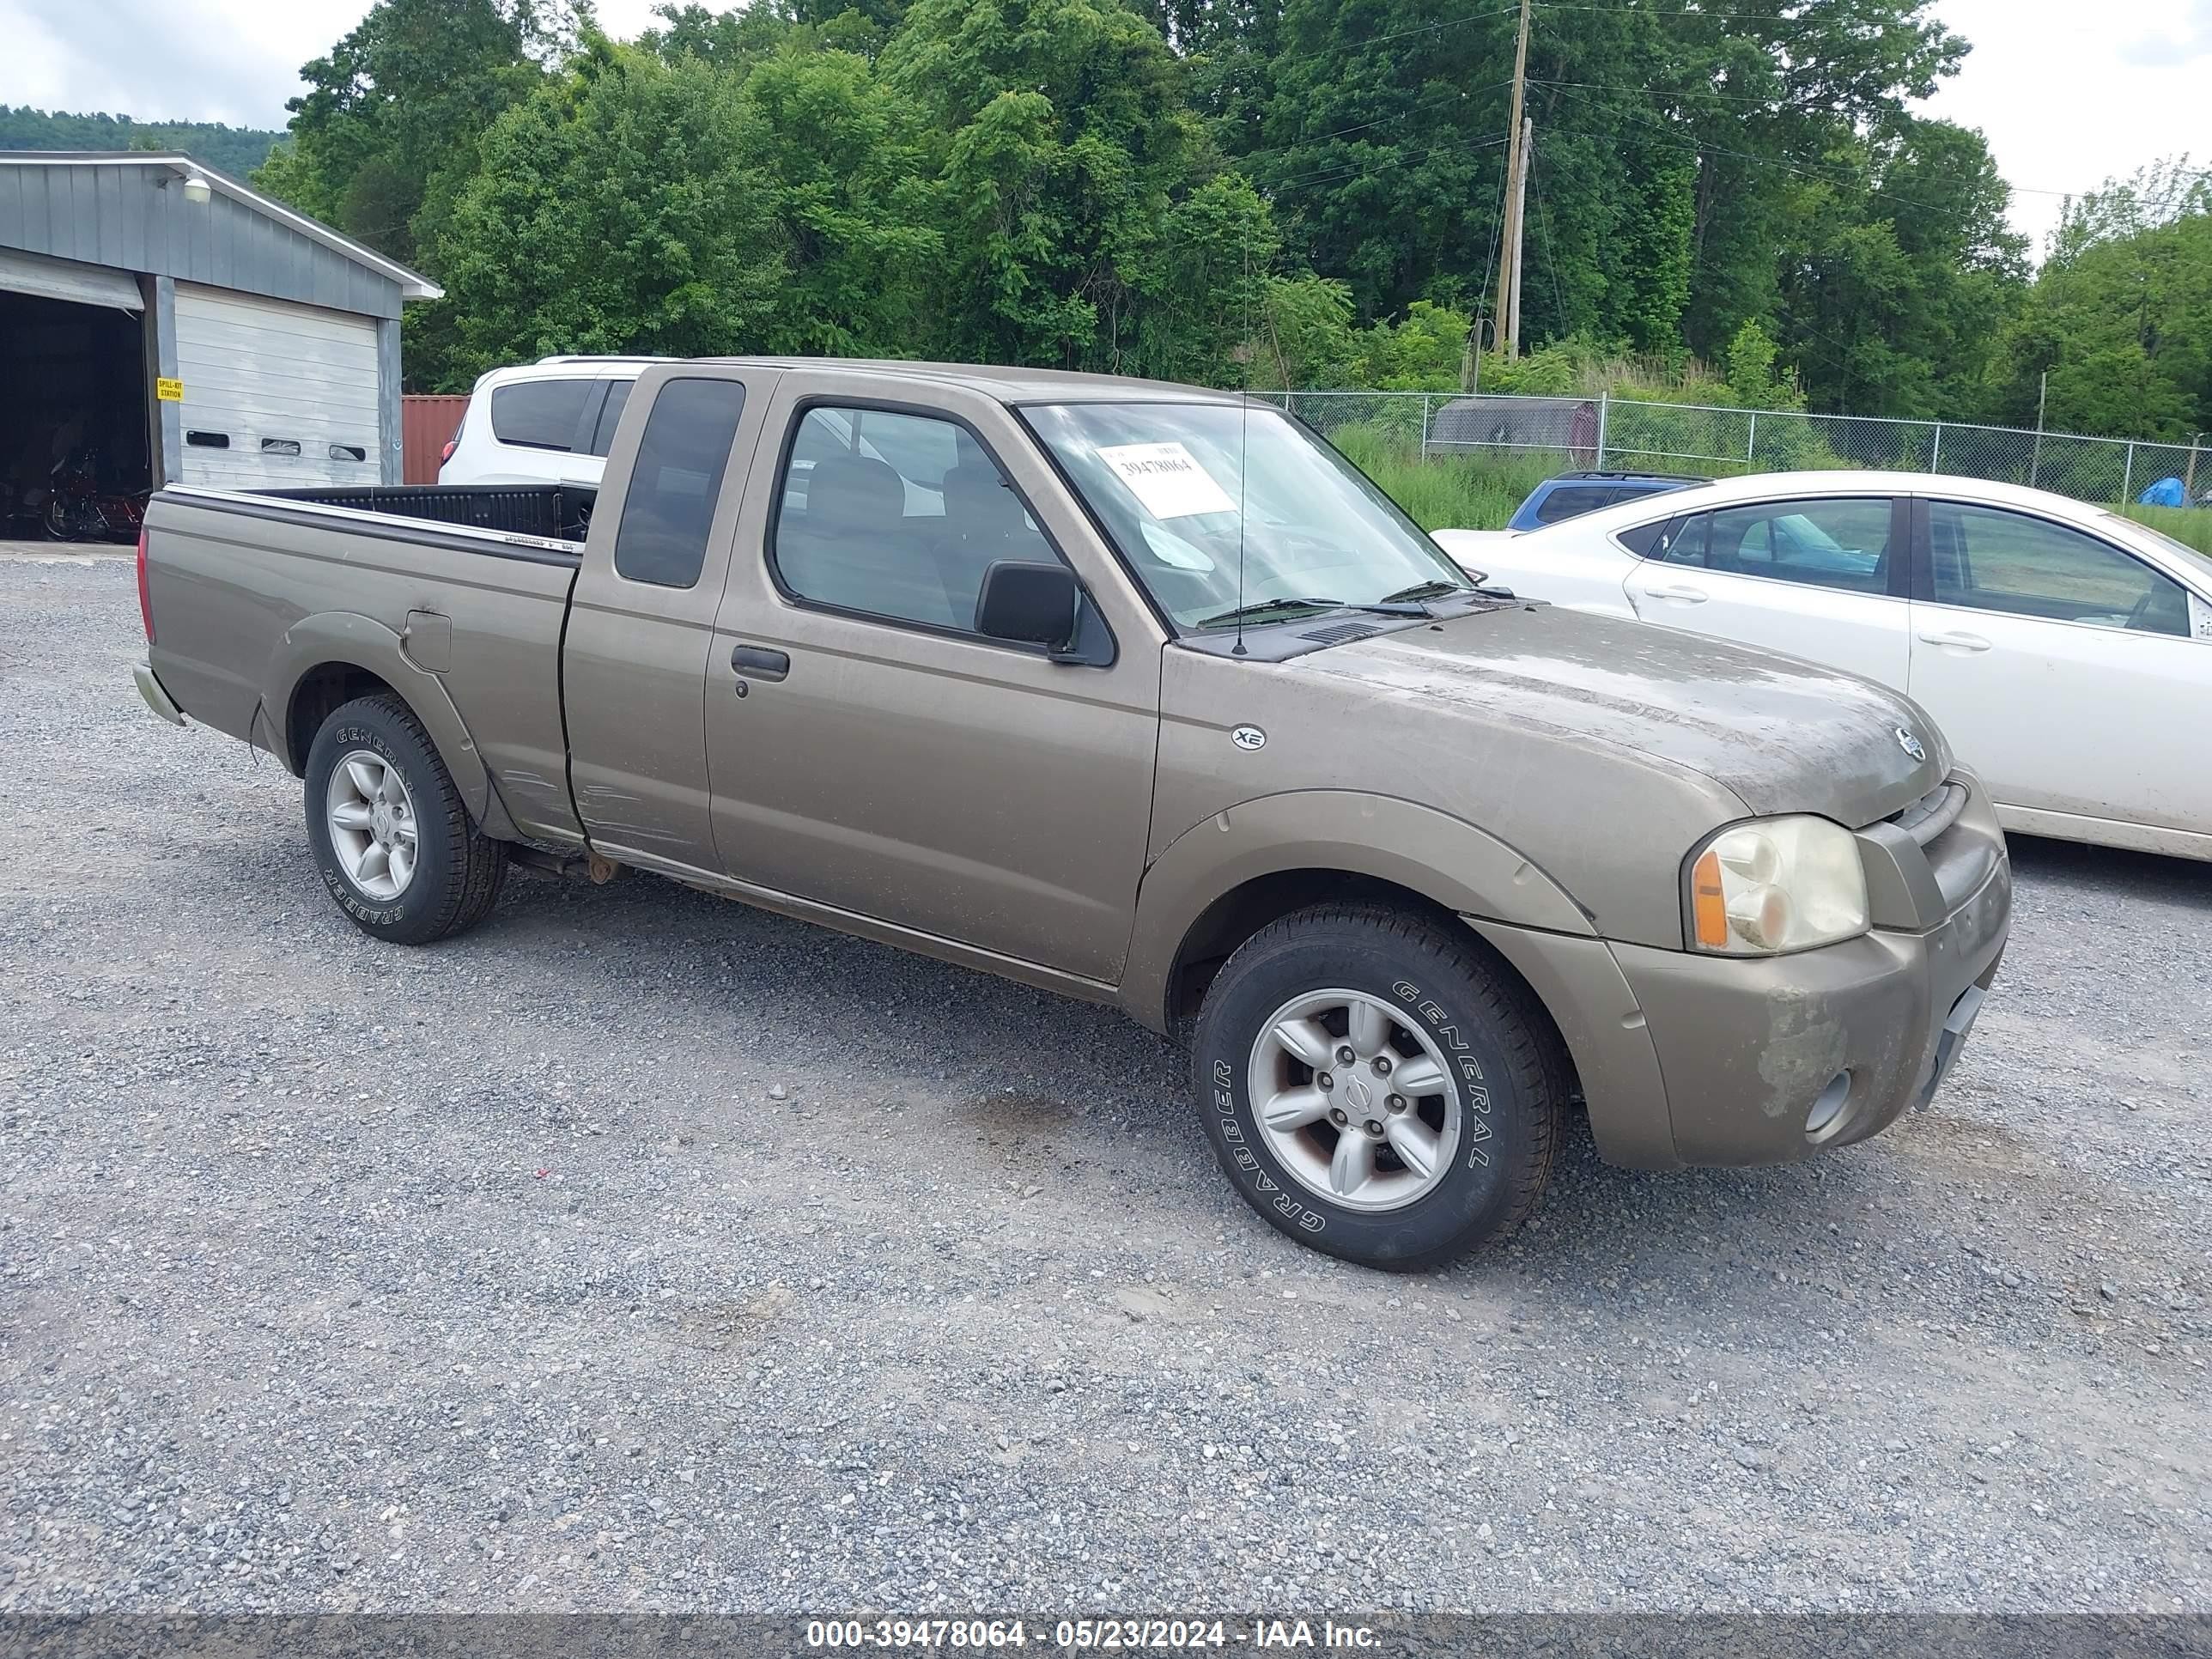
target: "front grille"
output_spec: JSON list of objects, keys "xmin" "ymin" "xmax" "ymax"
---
[{"xmin": 1887, "ymin": 781, "xmax": 1967, "ymax": 848}]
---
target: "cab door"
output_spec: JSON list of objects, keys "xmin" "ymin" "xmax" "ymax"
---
[
  {"xmin": 699, "ymin": 374, "xmax": 1165, "ymax": 983},
  {"xmin": 562, "ymin": 365, "xmax": 777, "ymax": 872},
  {"xmin": 1620, "ymin": 494, "xmax": 1913, "ymax": 690}
]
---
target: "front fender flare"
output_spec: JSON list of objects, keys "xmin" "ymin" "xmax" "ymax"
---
[
  {"xmin": 260, "ymin": 611, "xmax": 512, "ymax": 838},
  {"xmin": 1122, "ymin": 790, "xmax": 1594, "ymax": 1033}
]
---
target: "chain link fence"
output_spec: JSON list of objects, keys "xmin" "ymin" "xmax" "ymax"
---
[{"xmin": 1260, "ymin": 389, "xmax": 2211, "ymax": 509}]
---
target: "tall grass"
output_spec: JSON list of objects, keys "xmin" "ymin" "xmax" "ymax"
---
[
  {"xmin": 2122, "ymin": 503, "xmax": 2212, "ymax": 556},
  {"xmin": 1332, "ymin": 428, "xmax": 1557, "ymax": 532}
]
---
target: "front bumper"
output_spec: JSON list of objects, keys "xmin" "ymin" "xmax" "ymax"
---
[
  {"xmin": 134, "ymin": 657, "xmax": 186, "ymax": 726},
  {"xmin": 1471, "ymin": 772, "xmax": 2011, "ymax": 1170}
]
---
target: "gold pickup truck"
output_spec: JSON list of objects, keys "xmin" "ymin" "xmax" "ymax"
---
[{"xmin": 134, "ymin": 358, "xmax": 2009, "ymax": 1270}]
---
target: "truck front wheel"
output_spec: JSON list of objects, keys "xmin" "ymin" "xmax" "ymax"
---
[
  {"xmin": 303, "ymin": 694, "xmax": 506, "ymax": 945},
  {"xmin": 1191, "ymin": 902, "xmax": 1565, "ymax": 1271}
]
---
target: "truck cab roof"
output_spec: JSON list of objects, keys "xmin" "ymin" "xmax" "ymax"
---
[{"xmin": 674, "ymin": 357, "xmax": 1252, "ymax": 407}]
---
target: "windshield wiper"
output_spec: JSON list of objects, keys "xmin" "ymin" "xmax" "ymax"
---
[
  {"xmin": 1194, "ymin": 596, "xmax": 1347, "ymax": 629},
  {"xmin": 1196, "ymin": 589, "xmax": 1456, "ymax": 631},
  {"xmin": 1376, "ymin": 579, "xmax": 1468, "ymax": 605}
]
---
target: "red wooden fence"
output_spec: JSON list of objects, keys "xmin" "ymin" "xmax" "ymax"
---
[{"xmin": 401, "ymin": 395, "xmax": 470, "ymax": 484}]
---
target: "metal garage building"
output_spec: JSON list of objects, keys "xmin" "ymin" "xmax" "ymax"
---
[{"xmin": 0, "ymin": 152, "xmax": 441, "ymax": 524}]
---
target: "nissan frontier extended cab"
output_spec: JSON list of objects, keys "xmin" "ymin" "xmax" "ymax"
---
[{"xmin": 134, "ymin": 359, "xmax": 2009, "ymax": 1270}]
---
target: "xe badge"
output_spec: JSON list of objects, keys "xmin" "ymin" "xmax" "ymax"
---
[{"xmin": 1894, "ymin": 726, "xmax": 1926, "ymax": 763}]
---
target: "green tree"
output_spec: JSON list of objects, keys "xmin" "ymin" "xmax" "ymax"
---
[
  {"xmin": 1112, "ymin": 173, "xmax": 1279, "ymax": 381},
  {"xmin": 878, "ymin": 0, "xmax": 1235, "ymax": 369},
  {"xmin": 1991, "ymin": 161, "xmax": 2211, "ymax": 440},
  {"xmin": 639, "ymin": 2, "xmax": 793, "ymax": 70},
  {"xmin": 1252, "ymin": 273, "xmax": 1358, "ymax": 389},
  {"xmin": 1721, "ymin": 318, "xmax": 1802, "ymax": 411},
  {"xmin": 420, "ymin": 40, "xmax": 786, "ymax": 386},
  {"xmin": 734, "ymin": 48, "xmax": 944, "ymax": 356},
  {"xmin": 1770, "ymin": 118, "xmax": 2027, "ymax": 416},
  {"xmin": 0, "ymin": 106, "xmax": 283, "ymax": 176},
  {"xmin": 253, "ymin": 0, "xmax": 569, "ymax": 265},
  {"xmin": 1350, "ymin": 300, "xmax": 1469, "ymax": 390}
]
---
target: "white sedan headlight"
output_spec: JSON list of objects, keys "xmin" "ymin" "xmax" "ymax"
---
[{"xmin": 1686, "ymin": 816, "xmax": 1869, "ymax": 955}]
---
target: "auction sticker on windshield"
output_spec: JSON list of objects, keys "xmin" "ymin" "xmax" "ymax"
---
[{"xmin": 1097, "ymin": 442, "xmax": 1237, "ymax": 519}]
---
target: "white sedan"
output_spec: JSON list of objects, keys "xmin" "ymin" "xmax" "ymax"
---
[{"xmin": 1434, "ymin": 471, "xmax": 2212, "ymax": 860}]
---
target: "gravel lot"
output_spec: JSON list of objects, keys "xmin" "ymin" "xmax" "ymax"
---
[{"xmin": 3, "ymin": 558, "xmax": 2208, "ymax": 1616}]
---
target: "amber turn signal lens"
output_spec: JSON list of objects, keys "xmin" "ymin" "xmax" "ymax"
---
[{"xmin": 1691, "ymin": 848, "xmax": 1729, "ymax": 949}]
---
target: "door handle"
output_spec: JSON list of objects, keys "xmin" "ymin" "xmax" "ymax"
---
[
  {"xmin": 730, "ymin": 644, "xmax": 791, "ymax": 682},
  {"xmin": 1917, "ymin": 629, "xmax": 1991, "ymax": 653},
  {"xmin": 1644, "ymin": 584, "xmax": 1709, "ymax": 604}
]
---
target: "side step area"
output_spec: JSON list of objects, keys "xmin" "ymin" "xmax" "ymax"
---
[{"xmin": 507, "ymin": 845, "xmax": 623, "ymax": 884}]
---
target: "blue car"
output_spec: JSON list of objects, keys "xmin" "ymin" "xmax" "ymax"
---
[{"xmin": 1507, "ymin": 471, "xmax": 1702, "ymax": 532}]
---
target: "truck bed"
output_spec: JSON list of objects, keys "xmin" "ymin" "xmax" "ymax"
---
[
  {"xmin": 141, "ymin": 482, "xmax": 587, "ymax": 846},
  {"xmin": 256, "ymin": 483, "xmax": 598, "ymax": 544}
]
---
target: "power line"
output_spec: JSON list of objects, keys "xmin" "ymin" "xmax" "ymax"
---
[
  {"xmin": 1529, "ymin": 166, "xmax": 1571, "ymax": 331},
  {"xmin": 1475, "ymin": 156, "xmax": 1512, "ymax": 335},
  {"xmin": 1534, "ymin": 80, "xmax": 1998, "ymax": 220},
  {"xmin": 1533, "ymin": 0, "xmax": 1936, "ymax": 26},
  {"xmin": 1269, "ymin": 130, "xmax": 1512, "ymax": 191},
  {"xmin": 1247, "ymin": 0, "xmax": 1522, "ymax": 61},
  {"xmin": 1528, "ymin": 76, "xmax": 1794, "ymax": 105},
  {"xmin": 1535, "ymin": 77, "xmax": 2131, "ymax": 204},
  {"xmin": 1285, "ymin": 79, "xmax": 1514, "ymax": 151}
]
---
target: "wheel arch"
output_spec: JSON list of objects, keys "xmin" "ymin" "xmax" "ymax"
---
[
  {"xmin": 264, "ymin": 614, "xmax": 518, "ymax": 841},
  {"xmin": 1125, "ymin": 791, "xmax": 1595, "ymax": 1037}
]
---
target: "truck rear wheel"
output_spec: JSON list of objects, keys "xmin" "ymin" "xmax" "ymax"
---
[
  {"xmin": 303, "ymin": 694, "xmax": 506, "ymax": 945},
  {"xmin": 1191, "ymin": 902, "xmax": 1565, "ymax": 1271}
]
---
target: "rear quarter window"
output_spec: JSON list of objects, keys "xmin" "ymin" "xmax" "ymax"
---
[
  {"xmin": 490, "ymin": 380, "xmax": 596, "ymax": 452},
  {"xmin": 586, "ymin": 380, "xmax": 634, "ymax": 458},
  {"xmin": 611, "ymin": 378, "xmax": 747, "ymax": 588},
  {"xmin": 1615, "ymin": 519, "xmax": 1674, "ymax": 557}
]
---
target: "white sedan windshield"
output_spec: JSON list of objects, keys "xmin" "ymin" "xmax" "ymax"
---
[{"xmin": 1024, "ymin": 401, "xmax": 1472, "ymax": 629}]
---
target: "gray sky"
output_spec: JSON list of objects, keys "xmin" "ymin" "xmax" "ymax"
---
[{"xmin": 2, "ymin": 0, "xmax": 2203, "ymax": 255}]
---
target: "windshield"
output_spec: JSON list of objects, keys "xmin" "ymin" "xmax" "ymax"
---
[
  {"xmin": 2106, "ymin": 512, "xmax": 2212, "ymax": 586},
  {"xmin": 1023, "ymin": 401, "xmax": 1472, "ymax": 629}
]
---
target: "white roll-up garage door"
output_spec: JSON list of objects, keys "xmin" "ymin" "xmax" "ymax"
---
[
  {"xmin": 0, "ymin": 246, "xmax": 144, "ymax": 311},
  {"xmin": 173, "ymin": 283, "xmax": 382, "ymax": 489}
]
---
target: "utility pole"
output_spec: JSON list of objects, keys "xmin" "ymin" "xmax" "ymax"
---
[
  {"xmin": 1493, "ymin": 0, "xmax": 1534, "ymax": 359},
  {"xmin": 2031, "ymin": 368, "xmax": 2048, "ymax": 487},
  {"xmin": 1507, "ymin": 117, "xmax": 1533, "ymax": 353}
]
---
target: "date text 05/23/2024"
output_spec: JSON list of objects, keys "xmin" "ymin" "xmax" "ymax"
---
[{"xmin": 804, "ymin": 1619, "xmax": 1381, "ymax": 1650}]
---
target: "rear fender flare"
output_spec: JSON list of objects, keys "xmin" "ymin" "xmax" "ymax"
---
[
  {"xmin": 1122, "ymin": 790, "xmax": 1595, "ymax": 1033},
  {"xmin": 262, "ymin": 612, "xmax": 511, "ymax": 837}
]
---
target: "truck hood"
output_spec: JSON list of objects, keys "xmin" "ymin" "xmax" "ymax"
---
[{"xmin": 1293, "ymin": 602, "xmax": 1948, "ymax": 827}]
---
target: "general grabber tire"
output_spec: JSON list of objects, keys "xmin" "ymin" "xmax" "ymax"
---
[
  {"xmin": 1192, "ymin": 902, "xmax": 1566, "ymax": 1271},
  {"xmin": 303, "ymin": 694, "xmax": 507, "ymax": 945}
]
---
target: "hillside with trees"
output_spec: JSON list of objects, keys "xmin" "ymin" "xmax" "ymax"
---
[
  {"xmin": 243, "ymin": 0, "xmax": 2209, "ymax": 447},
  {"xmin": 0, "ymin": 106, "xmax": 283, "ymax": 178}
]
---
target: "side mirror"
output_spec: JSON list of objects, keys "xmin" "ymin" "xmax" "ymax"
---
[{"xmin": 975, "ymin": 560, "xmax": 1080, "ymax": 652}]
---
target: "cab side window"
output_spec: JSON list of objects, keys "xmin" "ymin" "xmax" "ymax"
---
[
  {"xmin": 1927, "ymin": 502, "xmax": 2188, "ymax": 636},
  {"xmin": 770, "ymin": 405, "xmax": 1062, "ymax": 634},
  {"xmin": 611, "ymin": 378, "xmax": 747, "ymax": 588}
]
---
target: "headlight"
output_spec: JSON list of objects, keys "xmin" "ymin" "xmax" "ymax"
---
[{"xmin": 1686, "ymin": 816, "xmax": 1869, "ymax": 955}]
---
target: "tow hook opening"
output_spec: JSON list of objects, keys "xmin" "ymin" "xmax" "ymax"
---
[{"xmin": 1804, "ymin": 1072, "xmax": 1854, "ymax": 1143}]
